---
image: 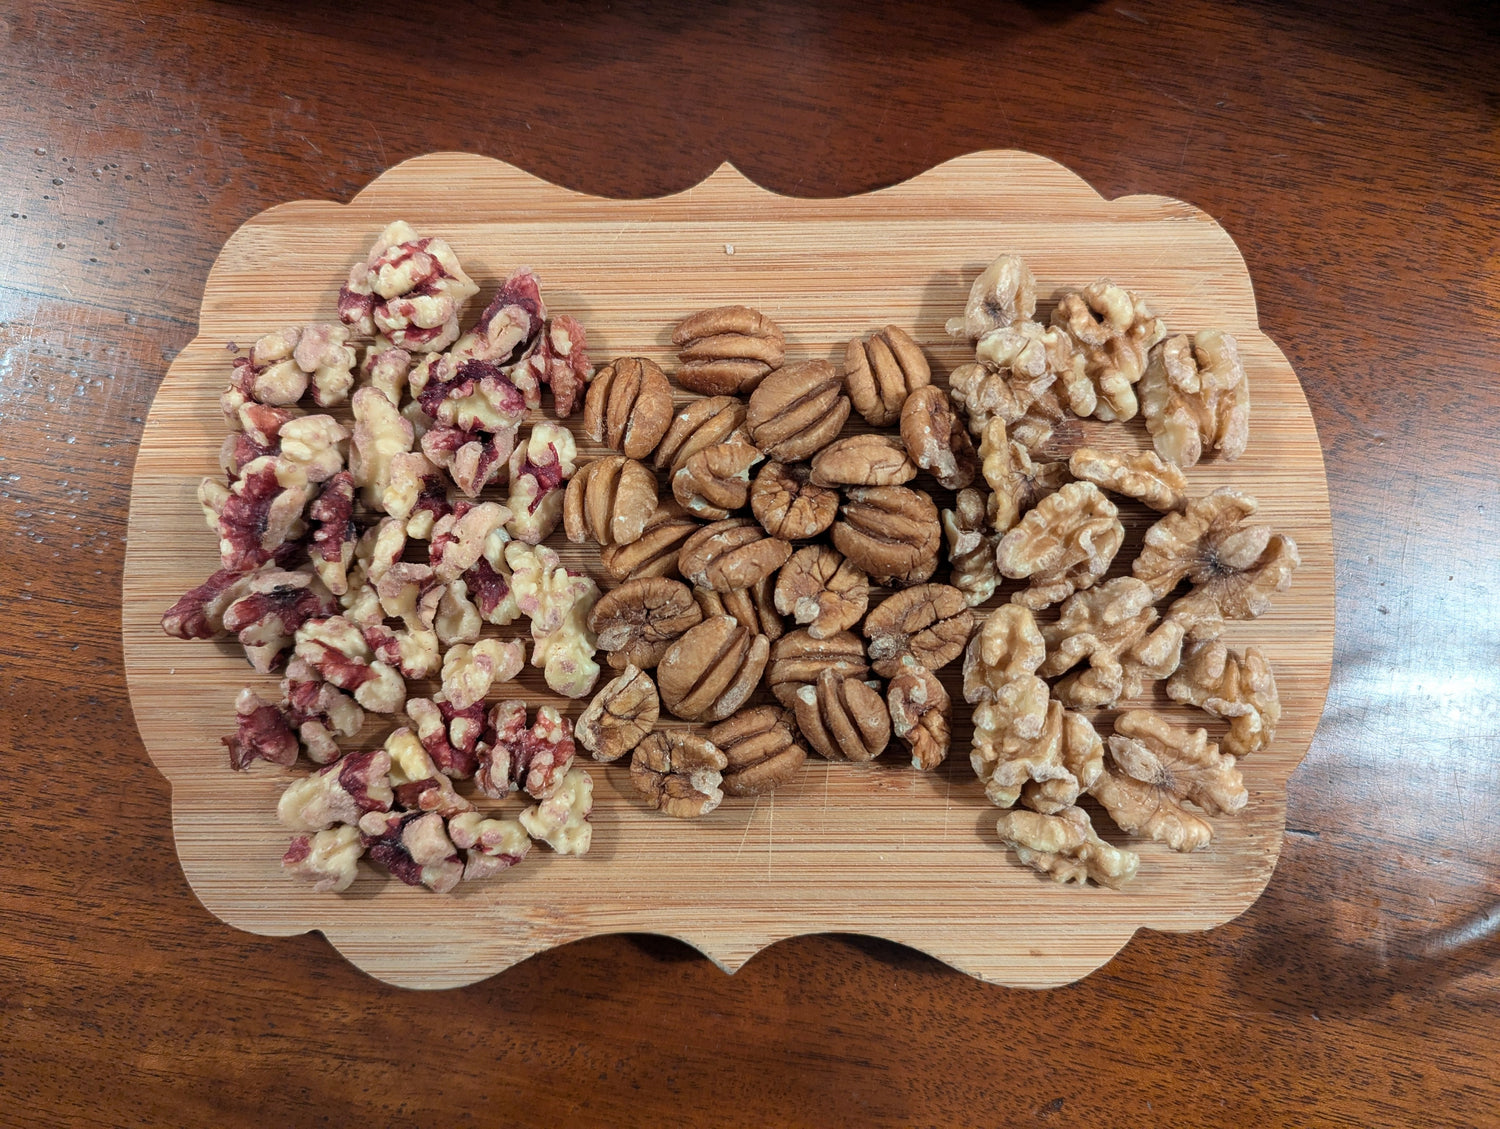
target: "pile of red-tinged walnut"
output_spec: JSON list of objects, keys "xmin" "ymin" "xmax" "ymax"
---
[
  {"xmin": 948, "ymin": 255, "xmax": 1294, "ymax": 887},
  {"xmin": 162, "ymin": 221, "xmax": 601, "ymax": 894}
]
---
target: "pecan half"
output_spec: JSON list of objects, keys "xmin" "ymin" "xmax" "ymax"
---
[
  {"xmin": 900, "ymin": 384, "xmax": 976, "ymax": 490},
  {"xmin": 655, "ymin": 615, "xmax": 771, "ymax": 722},
  {"xmin": 843, "ymin": 325, "xmax": 931, "ymax": 426},
  {"xmin": 886, "ymin": 657, "xmax": 952, "ymax": 771},
  {"xmin": 583, "ymin": 356, "xmax": 675, "ymax": 461},
  {"xmin": 672, "ymin": 434, "xmax": 764, "ymax": 519},
  {"xmin": 654, "ymin": 395, "xmax": 747, "ymax": 475},
  {"xmin": 794, "ymin": 669, "xmax": 891, "ymax": 762},
  {"xmin": 832, "ymin": 485, "xmax": 941, "ymax": 586},
  {"xmin": 630, "ymin": 730, "xmax": 728, "ymax": 817},
  {"xmin": 764, "ymin": 628, "xmax": 869, "ymax": 707},
  {"xmin": 577, "ymin": 664, "xmax": 660, "ymax": 763},
  {"xmin": 563, "ymin": 455, "xmax": 659, "ymax": 547},
  {"xmin": 750, "ymin": 461, "xmax": 838, "ymax": 541},
  {"xmin": 709, "ymin": 705, "xmax": 807, "ymax": 796},
  {"xmin": 587, "ymin": 576, "xmax": 704, "ymax": 670},
  {"xmin": 744, "ymin": 360, "xmax": 850, "ymax": 462},
  {"xmin": 808, "ymin": 434, "xmax": 917, "ymax": 488},
  {"xmin": 773, "ymin": 544, "xmax": 869, "ymax": 640},
  {"xmin": 599, "ymin": 501, "xmax": 701, "ymax": 581},
  {"xmin": 672, "ymin": 305, "xmax": 786, "ymax": 395},
  {"xmin": 863, "ymin": 583, "xmax": 974, "ymax": 679},
  {"xmin": 677, "ymin": 517, "xmax": 792, "ymax": 593}
]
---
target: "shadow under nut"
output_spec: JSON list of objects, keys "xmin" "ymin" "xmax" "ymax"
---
[
  {"xmin": 656, "ymin": 615, "xmax": 771, "ymax": 722},
  {"xmin": 832, "ymin": 485, "xmax": 941, "ymax": 586},
  {"xmin": 564, "ymin": 456, "xmax": 658, "ymax": 547}
]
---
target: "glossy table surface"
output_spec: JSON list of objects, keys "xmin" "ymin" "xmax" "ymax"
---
[{"xmin": 2, "ymin": 1, "xmax": 1496, "ymax": 1125}]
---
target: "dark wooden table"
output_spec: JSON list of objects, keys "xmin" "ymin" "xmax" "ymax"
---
[{"xmin": 4, "ymin": 1, "xmax": 1497, "ymax": 1124}]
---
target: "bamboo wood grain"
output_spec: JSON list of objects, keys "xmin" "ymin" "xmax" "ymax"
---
[{"xmin": 121, "ymin": 151, "xmax": 1333, "ymax": 989}]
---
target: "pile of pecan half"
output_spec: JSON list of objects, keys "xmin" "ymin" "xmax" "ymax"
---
[{"xmin": 162, "ymin": 221, "xmax": 601, "ymax": 893}]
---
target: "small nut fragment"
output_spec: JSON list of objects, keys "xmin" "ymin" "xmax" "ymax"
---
[
  {"xmin": 979, "ymin": 419, "xmax": 1069, "ymax": 534},
  {"xmin": 673, "ymin": 435, "xmax": 764, "ymax": 519},
  {"xmin": 672, "ymin": 305, "xmax": 786, "ymax": 395},
  {"xmin": 1091, "ymin": 709, "xmax": 1248, "ymax": 852},
  {"xmin": 996, "ymin": 480, "xmax": 1123, "ymax": 610},
  {"xmin": 843, "ymin": 325, "xmax": 931, "ymax": 426},
  {"xmin": 744, "ymin": 360, "xmax": 850, "ymax": 462},
  {"xmin": 1133, "ymin": 488, "xmax": 1300, "ymax": 623},
  {"xmin": 886, "ymin": 657, "xmax": 951, "ymax": 771},
  {"xmin": 1167, "ymin": 639, "xmax": 1280, "ymax": 758},
  {"xmin": 222, "ymin": 687, "xmax": 298, "ymax": 771},
  {"xmin": 677, "ymin": 518, "xmax": 792, "ymax": 593},
  {"xmin": 1068, "ymin": 446, "xmax": 1187, "ymax": 512},
  {"xmin": 750, "ymin": 461, "xmax": 838, "ymax": 541},
  {"xmin": 583, "ymin": 356, "xmax": 675, "ymax": 460},
  {"xmin": 1139, "ymin": 330, "xmax": 1249, "ymax": 468},
  {"xmin": 505, "ymin": 422, "xmax": 578, "ymax": 544},
  {"xmin": 599, "ymin": 501, "xmax": 701, "ymax": 581},
  {"xmin": 994, "ymin": 806, "xmax": 1138, "ymax": 890},
  {"xmin": 809, "ymin": 434, "xmax": 917, "ymax": 488},
  {"xmin": 577, "ymin": 664, "xmax": 660, "ymax": 763},
  {"xmin": 694, "ymin": 576, "xmax": 784, "ymax": 643},
  {"xmin": 774, "ymin": 545, "xmax": 869, "ymax": 640},
  {"xmin": 630, "ymin": 730, "xmax": 728, "ymax": 818},
  {"xmin": 765, "ymin": 629, "xmax": 870, "ymax": 707},
  {"xmin": 941, "ymin": 489, "xmax": 1001, "ymax": 607},
  {"xmin": 900, "ymin": 385, "xmax": 977, "ymax": 490},
  {"xmin": 654, "ymin": 395, "xmax": 747, "ymax": 475},
  {"xmin": 1050, "ymin": 279, "xmax": 1167, "ymax": 422},
  {"xmin": 863, "ymin": 583, "xmax": 974, "ymax": 679},
  {"xmin": 563, "ymin": 455, "xmax": 659, "ymax": 547},
  {"xmin": 708, "ymin": 706, "xmax": 807, "ymax": 796},
  {"xmin": 832, "ymin": 485, "xmax": 941, "ymax": 587},
  {"xmin": 946, "ymin": 254, "xmax": 1037, "ymax": 341},
  {"xmin": 655, "ymin": 615, "xmax": 771, "ymax": 722},
  {"xmin": 794, "ymin": 669, "xmax": 891, "ymax": 762},
  {"xmin": 587, "ymin": 576, "xmax": 704, "ymax": 670},
  {"xmin": 282, "ymin": 825, "xmax": 365, "ymax": 893},
  {"xmin": 358, "ymin": 810, "xmax": 463, "ymax": 893},
  {"xmin": 1039, "ymin": 577, "xmax": 1187, "ymax": 709},
  {"xmin": 349, "ymin": 387, "xmax": 414, "ymax": 509}
]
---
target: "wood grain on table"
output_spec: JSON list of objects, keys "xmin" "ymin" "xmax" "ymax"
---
[{"xmin": 1, "ymin": 1, "xmax": 1496, "ymax": 1125}]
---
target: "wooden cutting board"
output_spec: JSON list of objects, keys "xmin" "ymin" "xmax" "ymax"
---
[{"xmin": 122, "ymin": 152, "xmax": 1333, "ymax": 990}]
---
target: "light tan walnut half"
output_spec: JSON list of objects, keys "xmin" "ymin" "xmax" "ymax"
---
[
  {"xmin": 941, "ymin": 488, "xmax": 1001, "ymax": 607},
  {"xmin": 1039, "ymin": 577, "xmax": 1187, "ymax": 709},
  {"xmin": 1068, "ymin": 446, "xmax": 1187, "ymax": 513},
  {"xmin": 995, "ymin": 480, "xmax": 1123, "ymax": 610},
  {"xmin": 994, "ymin": 806, "xmax": 1138, "ymax": 890},
  {"xmin": 971, "ymin": 698, "xmax": 1104, "ymax": 812},
  {"xmin": 974, "ymin": 320, "xmax": 1090, "ymax": 421},
  {"xmin": 1090, "ymin": 709, "xmax": 1247, "ymax": 852},
  {"xmin": 946, "ymin": 254, "xmax": 1037, "ymax": 341},
  {"xmin": 979, "ymin": 418, "xmax": 1070, "ymax": 534},
  {"xmin": 1050, "ymin": 279, "xmax": 1167, "ymax": 421},
  {"xmin": 1167, "ymin": 639, "xmax": 1280, "ymax": 758},
  {"xmin": 1139, "ymin": 330, "xmax": 1249, "ymax": 468}
]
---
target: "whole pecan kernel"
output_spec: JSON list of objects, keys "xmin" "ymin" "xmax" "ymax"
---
[
  {"xmin": 750, "ymin": 461, "xmax": 838, "ymax": 541},
  {"xmin": 900, "ymin": 384, "xmax": 977, "ymax": 490},
  {"xmin": 577, "ymin": 664, "xmax": 660, "ymax": 763},
  {"xmin": 587, "ymin": 576, "xmax": 704, "ymax": 671},
  {"xmin": 773, "ymin": 544, "xmax": 869, "ymax": 640},
  {"xmin": 672, "ymin": 435, "xmax": 764, "ymax": 520},
  {"xmin": 832, "ymin": 485, "xmax": 941, "ymax": 587},
  {"xmin": 744, "ymin": 360, "xmax": 850, "ymax": 462},
  {"xmin": 656, "ymin": 615, "xmax": 771, "ymax": 722},
  {"xmin": 563, "ymin": 455, "xmax": 659, "ymax": 547},
  {"xmin": 654, "ymin": 396, "xmax": 747, "ymax": 475},
  {"xmin": 764, "ymin": 628, "xmax": 869, "ymax": 707},
  {"xmin": 863, "ymin": 583, "xmax": 974, "ymax": 679},
  {"xmin": 843, "ymin": 325, "xmax": 931, "ymax": 426},
  {"xmin": 809, "ymin": 434, "xmax": 917, "ymax": 488},
  {"xmin": 630, "ymin": 730, "xmax": 728, "ymax": 818},
  {"xmin": 583, "ymin": 356, "xmax": 675, "ymax": 461},
  {"xmin": 599, "ymin": 501, "xmax": 701, "ymax": 581},
  {"xmin": 672, "ymin": 305, "xmax": 786, "ymax": 396},
  {"xmin": 677, "ymin": 517, "xmax": 792, "ymax": 593},
  {"xmin": 708, "ymin": 705, "xmax": 807, "ymax": 796},
  {"xmin": 794, "ymin": 669, "xmax": 891, "ymax": 762}
]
